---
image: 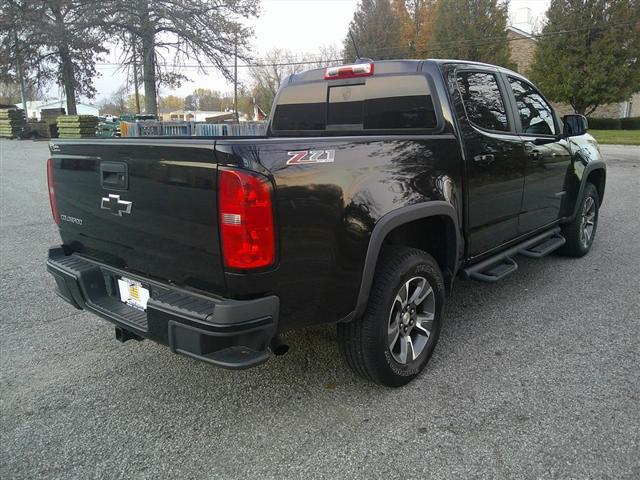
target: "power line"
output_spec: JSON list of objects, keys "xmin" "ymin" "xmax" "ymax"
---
[
  {"xmin": 94, "ymin": 58, "xmax": 345, "ymax": 70},
  {"xmin": 92, "ymin": 18, "xmax": 639, "ymax": 71}
]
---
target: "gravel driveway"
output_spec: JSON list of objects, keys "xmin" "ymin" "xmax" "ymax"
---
[{"xmin": 1, "ymin": 140, "xmax": 639, "ymax": 479}]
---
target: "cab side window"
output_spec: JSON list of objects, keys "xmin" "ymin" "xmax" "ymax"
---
[
  {"xmin": 456, "ymin": 71, "xmax": 509, "ymax": 132},
  {"xmin": 508, "ymin": 78, "xmax": 556, "ymax": 135}
]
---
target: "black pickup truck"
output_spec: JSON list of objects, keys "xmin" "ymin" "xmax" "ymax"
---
[{"xmin": 46, "ymin": 60, "xmax": 605, "ymax": 386}]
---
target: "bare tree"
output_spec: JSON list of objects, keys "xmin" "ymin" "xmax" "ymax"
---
[
  {"xmin": 105, "ymin": 0, "xmax": 259, "ymax": 115},
  {"xmin": 248, "ymin": 46, "xmax": 343, "ymax": 114},
  {"xmin": 248, "ymin": 50, "xmax": 304, "ymax": 114},
  {"xmin": 110, "ymin": 85, "xmax": 129, "ymax": 114}
]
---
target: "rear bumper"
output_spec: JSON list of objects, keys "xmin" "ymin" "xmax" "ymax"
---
[{"xmin": 46, "ymin": 247, "xmax": 279, "ymax": 369}]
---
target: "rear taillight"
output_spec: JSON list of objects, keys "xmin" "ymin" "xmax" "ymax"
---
[
  {"xmin": 324, "ymin": 62, "xmax": 374, "ymax": 80},
  {"xmin": 218, "ymin": 168, "xmax": 275, "ymax": 270},
  {"xmin": 47, "ymin": 158, "xmax": 60, "ymax": 225}
]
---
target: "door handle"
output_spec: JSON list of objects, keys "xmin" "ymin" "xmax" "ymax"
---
[
  {"xmin": 528, "ymin": 150, "xmax": 542, "ymax": 160},
  {"xmin": 100, "ymin": 161, "xmax": 129, "ymax": 190},
  {"xmin": 473, "ymin": 154, "xmax": 495, "ymax": 165}
]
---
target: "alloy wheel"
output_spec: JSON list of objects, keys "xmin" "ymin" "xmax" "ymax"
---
[
  {"xmin": 580, "ymin": 196, "xmax": 596, "ymax": 249},
  {"xmin": 387, "ymin": 276, "xmax": 435, "ymax": 364}
]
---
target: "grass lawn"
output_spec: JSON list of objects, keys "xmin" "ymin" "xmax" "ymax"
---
[{"xmin": 589, "ymin": 130, "xmax": 640, "ymax": 145}]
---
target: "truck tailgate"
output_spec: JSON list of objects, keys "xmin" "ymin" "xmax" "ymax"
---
[{"xmin": 50, "ymin": 140, "xmax": 224, "ymax": 292}]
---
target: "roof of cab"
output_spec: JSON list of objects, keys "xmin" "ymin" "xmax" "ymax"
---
[{"xmin": 287, "ymin": 59, "xmax": 520, "ymax": 84}]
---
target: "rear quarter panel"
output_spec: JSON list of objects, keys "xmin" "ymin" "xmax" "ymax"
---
[{"xmin": 216, "ymin": 135, "xmax": 463, "ymax": 330}]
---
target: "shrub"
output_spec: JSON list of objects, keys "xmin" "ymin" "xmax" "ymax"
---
[
  {"xmin": 620, "ymin": 116, "xmax": 640, "ymax": 130},
  {"xmin": 587, "ymin": 117, "xmax": 621, "ymax": 130}
]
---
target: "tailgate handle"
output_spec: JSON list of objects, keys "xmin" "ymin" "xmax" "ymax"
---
[{"xmin": 100, "ymin": 162, "xmax": 128, "ymax": 190}]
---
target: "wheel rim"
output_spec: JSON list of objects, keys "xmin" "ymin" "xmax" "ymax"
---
[
  {"xmin": 388, "ymin": 276, "xmax": 435, "ymax": 365},
  {"xmin": 580, "ymin": 196, "xmax": 596, "ymax": 249}
]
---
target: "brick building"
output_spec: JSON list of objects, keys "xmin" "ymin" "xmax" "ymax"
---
[{"xmin": 507, "ymin": 25, "xmax": 639, "ymax": 118}]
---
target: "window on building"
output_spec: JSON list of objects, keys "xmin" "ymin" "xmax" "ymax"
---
[{"xmin": 456, "ymin": 72, "xmax": 509, "ymax": 132}]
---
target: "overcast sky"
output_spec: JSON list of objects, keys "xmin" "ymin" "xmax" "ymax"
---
[{"xmin": 62, "ymin": 0, "xmax": 551, "ymax": 103}]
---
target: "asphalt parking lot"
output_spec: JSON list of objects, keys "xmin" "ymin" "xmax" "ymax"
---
[{"xmin": 1, "ymin": 139, "xmax": 639, "ymax": 479}]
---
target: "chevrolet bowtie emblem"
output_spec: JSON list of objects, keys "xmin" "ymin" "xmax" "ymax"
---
[{"xmin": 101, "ymin": 194, "xmax": 132, "ymax": 216}]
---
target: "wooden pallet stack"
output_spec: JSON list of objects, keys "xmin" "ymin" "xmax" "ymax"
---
[
  {"xmin": 27, "ymin": 119, "xmax": 51, "ymax": 138},
  {"xmin": 0, "ymin": 108, "xmax": 27, "ymax": 138},
  {"xmin": 56, "ymin": 115, "xmax": 98, "ymax": 138},
  {"xmin": 41, "ymin": 108, "xmax": 65, "ymax": 138}
]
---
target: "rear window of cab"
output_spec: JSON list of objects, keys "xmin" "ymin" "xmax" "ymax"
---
[{"xmin": 271, "ymin": 74, "xmax": 439, "ymax": 135}]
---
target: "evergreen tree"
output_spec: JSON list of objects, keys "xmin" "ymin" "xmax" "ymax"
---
[
  {"xmin": 343, "ymin": 0, "xmax": 404, "ymax": 61},
  {"xmin": 430, "ymin": 0, "xmax": 512, "ymax": 67},
  {"xmin": 530, "ymin": 0, "xmax": 640, "ymax": 115},
  {"xmin": 1, "ymin": 0, "xmax": 108, "ymax": 115}
]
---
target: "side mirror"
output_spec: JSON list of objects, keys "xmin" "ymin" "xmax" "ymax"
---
[{"xmin": 563, "ymin": 114, "xmax": 588, "ymax": 137}]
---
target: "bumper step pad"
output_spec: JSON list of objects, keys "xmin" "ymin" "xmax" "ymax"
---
[{"xmin": 46, "ymin": 247, "xmax": 279, "ymax": 369}]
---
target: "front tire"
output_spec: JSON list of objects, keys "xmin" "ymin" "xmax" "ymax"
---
[
  {"xmin": 337, "ymin": 247, "xmax": 445, "ymax": 387},
  {"xmin": 559, "ymin": 182, "xmax": 599, "ymax": 257}
]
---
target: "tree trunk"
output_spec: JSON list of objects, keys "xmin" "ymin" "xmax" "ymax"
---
[
  {"xmin": 134, "ymin": 69, "xmax": 141, "ymax": 114},
  {"xmin": 585, "ymin": 104, "xmax": 599, "ymax": 117},
  {"xmin": 141, "ymin": 41, "xmax": 157, "ymax": 115},
  {"xmin": 132, "ymin": 35, "xmax": 141, "ymax": 114},
  {"xmin": 139, "ymin": 2, "xmax": 157, "ymax": 115},
  {"xmin": 12, "ymin": 29, "xmax": 28, "ymax": 113},
  {"xmin": 52, "ymin": 8, "xmax": 77, "ymax": 115},
  {"xmin": 59, "ymin": 45, "xmax": 77, "ymax": 115}
]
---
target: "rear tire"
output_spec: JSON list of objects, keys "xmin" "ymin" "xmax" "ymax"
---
[
  {"xmin": 558, "ymin": 182, "xmax": 599, "ymax": 257},
  {"xmin": 337, "ymin": 247, "xmax": 445, "ymax": 387}
]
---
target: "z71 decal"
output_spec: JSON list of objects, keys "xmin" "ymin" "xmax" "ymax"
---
[{"xmin": 287, "ymin": 150, "xmax": 335, "ymax": 165}]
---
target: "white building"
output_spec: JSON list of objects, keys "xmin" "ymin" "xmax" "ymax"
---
[
  {"xmin": 25, "ymin": 100, "xmax": 100, "ymax": 120},
  {"xmin": 165, "ymin": 110, "xmax": 235, "ymax": 122}
]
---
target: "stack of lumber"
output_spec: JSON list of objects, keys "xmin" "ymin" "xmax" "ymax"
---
[
  {"xmin": 0, "ymin": 108, "xmax": 27, "ymax": 138},
  {"xmin": 27, "ymin": 119, "xmax": 51, "ymax": 138},
  {"xmin": 41, "ymin": 108, "xmax": 65, "ymax": 138},
  {"xmin": 56, "ymin": 115, "xmax": 98, "ymax": 138}
]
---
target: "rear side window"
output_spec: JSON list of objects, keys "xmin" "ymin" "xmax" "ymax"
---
[
  {"xmin": 272, "ymin": 83, "xmax": 327, "ymax": 131},
  {"xmin": 456, "ymin": 71, "xmax": 509, "ymax": 132},
  {"xmin": 272, "ymin": 74, "xmax": 438, "ymax": 133},
  {"xmin": 508, "ymin": 77, "xmax": 556, "ymax": 135}
]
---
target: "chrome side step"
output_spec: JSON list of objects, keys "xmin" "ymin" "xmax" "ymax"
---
[{"xmin": 463, "ymin": 227, "xmax": 565, "ymax": 283}]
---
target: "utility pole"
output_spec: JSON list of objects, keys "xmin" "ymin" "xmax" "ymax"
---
[
  {"xmin": 233, "ymin": 31, "xmax": 238, "ymax": 123},
  {"xmin": 13, "ymin": 29, "xmax": 28, "ymax": 114}
]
